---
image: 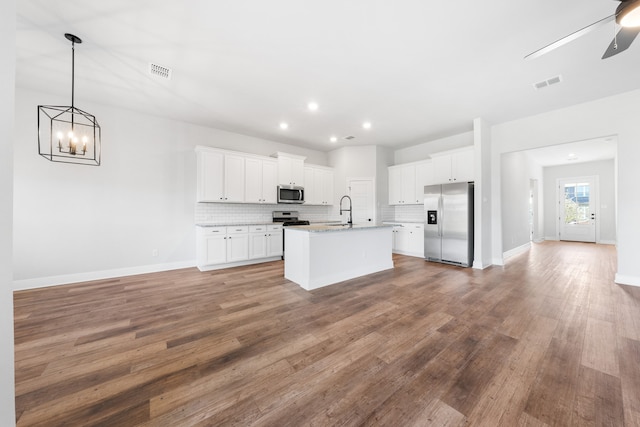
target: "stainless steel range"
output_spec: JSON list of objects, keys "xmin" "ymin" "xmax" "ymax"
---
[{"xmin": 272, "ymin": 211, "xmax": 310, "ymax": 259}]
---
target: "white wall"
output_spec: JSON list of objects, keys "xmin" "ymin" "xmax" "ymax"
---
[
  {"xmin": 1, "ymin": 1, "xmax": 16, "ymax": 423},
  {"xmin": 543, "ymin": 159, "xmax": 616, "ymax": 243},
  {"xmin": 328, "ymin": 145, "xmax": 378, "ymax": 220},
  {"xmin": 491, "ymin": 89, "xmax": 640, "ymax": 286},
  {"xmin": 500, "ymin": 151, "xmax": 543, "ymax": 253},
  {"xmin": 473, "ymin": 118, "xmax": 493, "ymax": 269},
  {"xmin": 13, "ymin": 87, "xmax": 327, "ymax": 287},
  {"xmin": 376, "ymin": 146, "xmax": 395, "ymax": 221},
  {"xmin": 393, "ymin": 131, "xmax": 473, "ymax": 164}
]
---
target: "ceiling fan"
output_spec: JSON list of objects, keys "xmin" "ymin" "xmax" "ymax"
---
[{"xmin": 525, "ymin": 0, "xmax": 640, "ymax": 60}]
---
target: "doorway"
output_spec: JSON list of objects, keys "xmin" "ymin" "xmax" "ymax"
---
[
  {"xmin": 557, "ymin": 176, "xmax": 597, "ymax": 243},
  {"xmin": 347, "ymin": 178, "xmax": 375, "ymax": 224}
]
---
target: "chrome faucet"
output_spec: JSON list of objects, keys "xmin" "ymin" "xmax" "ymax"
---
[{"xmin": 339, "ymin": 195, "xmax": 353, "ymax": 225}]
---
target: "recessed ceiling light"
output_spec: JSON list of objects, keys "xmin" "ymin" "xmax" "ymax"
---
[
  {"xmin": 329, "ymin": 136, "xmax": 337, "ymax": 143},
  {"xmin": 308, "ymin": 102, "xmax": 319, "ymax": 112},
  {"xmin": 362, "ymin": 122, "xmax": 372, "ymax": 129},
  {"xmin": 279, "ymin": 122, "xmax": 289, "ymax": 130}
]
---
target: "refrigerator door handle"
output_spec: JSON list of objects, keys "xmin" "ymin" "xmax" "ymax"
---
[{"xmin": 438, "ymin": 196, "xmax": 443, "ymax": 237}]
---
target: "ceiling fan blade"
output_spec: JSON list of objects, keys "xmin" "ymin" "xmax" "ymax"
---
[
  {"xmin": 525, "ymin": 14, "xmax": 615, "ymax": 60},
  {"xmin": 602, "ymin": 26, "xmax": 640, "ymax": 58}
]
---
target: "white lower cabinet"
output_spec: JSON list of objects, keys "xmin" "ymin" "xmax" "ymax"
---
[
  {"xmin": 249, "ymin": 226, "xmax": 268, "ymax": 259},
  {"xmin": 198, "ymin": 224, "xmax": 282, "ymax": 271},
  {"xmin": 388, "ymin": 223, "xmax": 424, "ymax": 258},
  {"xmin": 203, "ymin": 230, "xmax": 227, "ymax": 265},
  {"xmin": 226, "ymin": 226, "xmax": 249, "ymax": 262},
  {"xmin": 249, "ymin": 224, "xmax": 283, "ymax": 259},
  {"xmin": 266, "ymin": 226, "xmax": 283, "ymax": 257}
]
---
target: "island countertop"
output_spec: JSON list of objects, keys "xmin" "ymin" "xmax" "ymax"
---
[{"xmin": 286, "ymin": 223, "xmax": 392, "ymax": 233}]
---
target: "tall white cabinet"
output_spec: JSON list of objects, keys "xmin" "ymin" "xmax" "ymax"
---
[
  {"xmin": 388, "ymin": 146, "xmax": 474, "ymax": 205},
  {"xmin": 196, "ymin": 146, "xmax": 280, "ymax": 204},
  {"xmin": 388, "ymin": 160, "xmax": 434, "ymax": 205},
  {"xmin": 245, "ymin": 157, "xmax": 278, "ymax": 204},
  {"xmin": 431, "ymin": 147, "xmax": 474, "ymax": 184},
  {"xmin": 196, "ymin": 149, "xmax": 245, "ymax": 203},
  {"xmin": 304, "ymin": 165, "xmax": 334, "ymax": 205},
  {"xmin": 275, "ymin": 152, "xmax": 305, "ymax": 186}
]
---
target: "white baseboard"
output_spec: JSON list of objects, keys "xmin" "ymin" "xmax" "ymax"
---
[
  {"xmin": 492, "ymin": 257, "xmax": 505, "ymax": 266},
  {"xmin": 392, "ymin": 249, "xmax": 424, "ymax": 258},
  {"xmin": 544, "ymin": 236, "xmax": 558, "ymax": 241},
  {"xmin": 13, "ymin": 260, "xmax": 197, "ymax": 291},
  {"xmin": 503, "ymin": 242, "xmax": 531, "ymax": 260},
  {"xmin": 197, "ymin": 256, "xmax": 282, "ymax": 272},
  {"xmin": 533, "ymin": 238, "xmax": 545, "ymax": 243},
  {"xmin": 615, "ymin": 274, "xmax": 640, "ymax": 288},
  {"xmin": 598, "ymin": 240, "xmax": 616, "ymax": 245},
  {"xmin": 472, "ymin": 260, "xmax": 493, "ymax": 270}
]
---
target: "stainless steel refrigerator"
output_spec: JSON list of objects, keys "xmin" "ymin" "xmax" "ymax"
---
[{"xmin": 424, "ymin": 182, "xmax": 474, "ymax": 267}]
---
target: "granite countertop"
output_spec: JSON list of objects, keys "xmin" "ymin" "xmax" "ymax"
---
[
  {"xmin": 196, "ymin": 222, "xmax": 280, "ymax": 227},
  {"xmin": 286, "ymin": 223, "xmax": 393, "ymax": 233},
  {"xmin": 382, "ymin": 220, "xmax": 424, "ymax": 224}
]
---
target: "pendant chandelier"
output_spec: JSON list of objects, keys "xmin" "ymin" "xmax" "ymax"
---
[{"xmin": 38, "ymin": 33, "xmax": 101, "ymax": 166}]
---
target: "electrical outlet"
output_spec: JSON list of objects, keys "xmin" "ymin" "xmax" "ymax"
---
[{"xmin": 152, "ymin": 249, "xmax": 159, "ymax": 257}]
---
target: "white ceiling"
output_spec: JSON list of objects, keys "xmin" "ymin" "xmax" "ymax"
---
[
  {"xmin": 15, "ymin": 0, "xmax": 640, "ymax": 152},
  {"xmin": 524, "ymin": 136, "xmax": 617, "ymax": 167}
]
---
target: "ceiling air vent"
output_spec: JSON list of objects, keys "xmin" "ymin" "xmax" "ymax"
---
[
  {"xmin": 533, "ymin": 74, "xmax": 562, "ymax": 90},
  {"xmin": 149, "ymin": 63, "xmax": 172, "ymax": 80},
  {"xmin": 344, "ymin": 136, "xmax": 355, "ymax": 140}
]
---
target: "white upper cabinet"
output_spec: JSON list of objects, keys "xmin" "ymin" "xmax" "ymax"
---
[
  {"xmin": 275, "ymin": 152, "xmax": 305, "ymax": 186},
  {"xmin": 414, "ymin": 160, "xmax": 433, "ymax": 203},
  {"xmin": 389, "ymin": 162, "xmax": 422, "ymax": 205},
  {"xmin": 432, "ymin": 146, "xmax": 474, "ymax": 184},
  {"xmin": 223, "ymin": 154, "xmax": 245, "ymax": 203},
  {"xmin": 197, "ymin": 150, "xmax": 224, "ymax": 202},
  {"xmin": 196, "ymin": 148, "xmax": 245, "ymax": 203},
  {"xmin": 304, "ymin": 165, "xmax": 334, "ymax": 205},
  {"xmin": 245, "ymin": 157, "xmax": 277, "ymax": 204}
]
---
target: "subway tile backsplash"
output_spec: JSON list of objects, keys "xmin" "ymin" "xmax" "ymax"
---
[
  {"xmin": 195, "ymin": 203, "xmax": 332, "ymax": 224},
  {"xmin": 393, "ymin": 204, "xmax": 424, "ymax": 222},
  {"xmin": 195, "ymin": 203, "xmax": 417, "ymax": 225}
]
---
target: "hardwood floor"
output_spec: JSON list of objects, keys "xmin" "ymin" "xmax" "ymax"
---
[{"xmin": 14, "ymin": 241, "xmax": 640, "ymax": 426}]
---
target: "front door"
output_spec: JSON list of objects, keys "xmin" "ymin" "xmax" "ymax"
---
[{"xmin": 558, "ymin": 177, "xmax": 596, "ymax": 243}]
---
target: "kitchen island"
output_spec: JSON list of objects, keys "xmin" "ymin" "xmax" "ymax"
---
[{"xmin": 284, "ymin": 223, "xmax": 394, "ymax": 290}]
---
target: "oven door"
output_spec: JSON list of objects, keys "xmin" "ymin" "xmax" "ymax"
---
[{"xmin": 278, "ymin": 185, "xmax": 304, "ymax": 204}]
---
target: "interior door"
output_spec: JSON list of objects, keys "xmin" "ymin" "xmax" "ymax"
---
[
  {"xmin": 348, "ymin": 178, "xmax": 375, "ymax": 223},
  {"xmin": 559, "ymin": 177, "xmax": 596, "ymax": 243}
]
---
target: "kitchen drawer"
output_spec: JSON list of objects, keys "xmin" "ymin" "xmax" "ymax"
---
[
  {"xmin": 267, "ymin": 224, "xmax": 283, "ymax": 232},
  {"xmin": 199, "ymin": 226, "xmax": 227, "ymax": 236},
  {"xmin": 227, "ymin": 226, "xmax": 249, "ymax": 234},
  {"xmin": 249, "ymin": 225, "xmax": 267, "ymax": 233}
]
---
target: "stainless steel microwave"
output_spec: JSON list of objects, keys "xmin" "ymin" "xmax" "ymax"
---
[{"xmin": 277, "ymin": 185, "xmax": 304, "ymax": 204}]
